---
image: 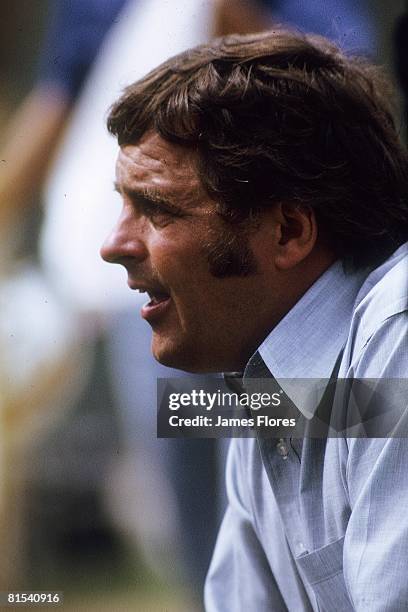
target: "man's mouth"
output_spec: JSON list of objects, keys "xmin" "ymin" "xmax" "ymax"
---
[
  {"xmin": 146, "ymin": 290, "xmax": 170, "ymax": 306},
  {"xmin": 132, "ymin": 286, "xmax": 172, "ymax": 322}
]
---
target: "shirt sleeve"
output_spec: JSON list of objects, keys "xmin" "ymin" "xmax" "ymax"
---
[
  {"xmin": 36, "ymin": 0, "xmax": 126, "ymax": 100},
  {"xmin": 204, "ymin": 439, "xmax": 288, "ymax": 612},
  {"xmin": 257, "ymin": 0, "xmax": 377, "ymax": 54},
  {"xmin": 344, "ymin": 311, "xmax": 408, "ymax": 610}
]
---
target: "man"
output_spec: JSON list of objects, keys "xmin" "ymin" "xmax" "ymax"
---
[{"xmin": 101, "ymin": 30, "xmax": 408, "ymax": 610}]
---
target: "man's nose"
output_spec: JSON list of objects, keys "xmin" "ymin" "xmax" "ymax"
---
[{"xmin": 100, "ymin": 215, "xmax": 148, "ymax": 265}]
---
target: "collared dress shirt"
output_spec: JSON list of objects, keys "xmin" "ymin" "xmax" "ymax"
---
[{"xmin": 205, "ymin": 243, "xmax": 408, "ymax": 611}]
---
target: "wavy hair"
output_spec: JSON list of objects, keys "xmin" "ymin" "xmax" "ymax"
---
[{"xmin": 108, "ymin": 30, "xmax": 408, "ymax": 268}]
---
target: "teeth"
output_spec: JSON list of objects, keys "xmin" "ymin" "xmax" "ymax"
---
[{"xmin": 148, "ymin": 292, "xmax": 168, "ymax": 305}]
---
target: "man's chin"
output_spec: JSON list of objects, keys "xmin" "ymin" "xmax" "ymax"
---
[
  {"xmin": 152, "ymin": 348, "xmax": 206, "ymax": 373},
  {"xmin": 152, "ymin": 344, "xmax": 244, "ymax": 375},
  {"xmin": 151, "ymin": 337, "xmax": 218, "ymax": 373}
]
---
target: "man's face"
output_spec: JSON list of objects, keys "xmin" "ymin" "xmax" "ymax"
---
[{"xmin": 101, "ymin": 132, "xmax": 280, "ymax": 372}]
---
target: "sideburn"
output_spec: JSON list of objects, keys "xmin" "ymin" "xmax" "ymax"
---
[{"xmin": 203, "ymin": 217, "xmax": 259, "ymax": 278}]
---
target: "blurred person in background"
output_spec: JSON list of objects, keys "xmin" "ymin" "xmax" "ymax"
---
[
  {"xmin": 259, "ymin": 0, "xmax": 377, "ymax": 55},
  {"xmin": 395, "ymin": 2, "xmax": 408, "ymax": 137},
  {"xmin": 0, "ymin": 0, "xmax": 269, "ymax": 601}
]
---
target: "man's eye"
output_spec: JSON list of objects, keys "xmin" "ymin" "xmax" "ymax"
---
[{"xmin": 142, "ymin": 202, "xmax": 178, "ymax": 225}]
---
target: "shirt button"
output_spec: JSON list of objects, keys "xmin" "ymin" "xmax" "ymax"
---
[
  {"xmin": 296, "ymin": 541, "xmax": 306, "ymax": 554},
  {"xmin": 276, "ymin": 439, "xmax": 289, "ymax": 459}
]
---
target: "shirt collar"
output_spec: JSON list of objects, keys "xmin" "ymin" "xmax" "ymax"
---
[{"xmin": 244, "ymin": 261, "xmax": 367, "ymax": 417}]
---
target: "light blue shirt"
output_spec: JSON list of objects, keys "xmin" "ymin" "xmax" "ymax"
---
[{"xmin": 205, "ymin": 243, "xmax": 408, "ymax": 611}]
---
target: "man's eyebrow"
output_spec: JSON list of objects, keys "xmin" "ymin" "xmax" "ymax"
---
[
  {"xmin": 113, "ymin": 181, "xmax": 215, "ymax": 216},
  {"xmin": 113, "ymin": 182, "xmax": 181, "ymax": 210}
]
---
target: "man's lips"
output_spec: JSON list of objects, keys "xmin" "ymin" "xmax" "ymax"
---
[{"xmin": 128, "ymin": 281, "xmax": 172, "ymax": 322}]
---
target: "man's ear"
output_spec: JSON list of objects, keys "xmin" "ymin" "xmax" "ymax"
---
[{"xmin": 273, "ymin": 202, "xmax": 318, "ymax": 270}]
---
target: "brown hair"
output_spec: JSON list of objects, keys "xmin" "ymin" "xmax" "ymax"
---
[{"xmin": 108, "ymin": 30, "xmax": 408, "ymax": 268}]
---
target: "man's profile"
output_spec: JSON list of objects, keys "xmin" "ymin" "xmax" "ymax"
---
[{"xmin": 101, "ymin": 30, "xmax": 408, "ymax": 610}]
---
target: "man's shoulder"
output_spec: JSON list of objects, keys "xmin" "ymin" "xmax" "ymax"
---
[
  {"xmin": 345, "ymin": 243, "xmax": 408, "ymax": 375},
  {"xmin": 355, "ymin": 243, "xmax": 408, "ymax": 325}
]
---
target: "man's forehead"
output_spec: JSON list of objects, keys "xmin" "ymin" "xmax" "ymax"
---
[
  {"xmin": 116, "ymin": 132, "xmax": 197, "ymax": 183},
  {"xmin": 115, "ymin": 132, "xmax": 209, "ymax": 207}
]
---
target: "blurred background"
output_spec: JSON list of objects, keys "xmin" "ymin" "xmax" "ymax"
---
[{"xmin": 0, "ymin": 1, "xmax": 406, "ymax": 610}]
